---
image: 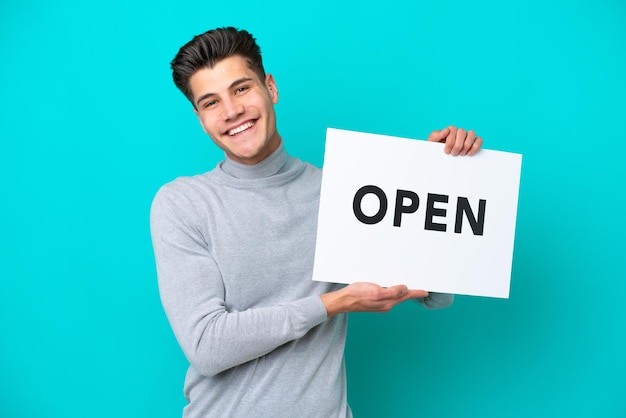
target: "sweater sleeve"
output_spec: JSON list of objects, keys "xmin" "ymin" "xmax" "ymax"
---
[{"xmin": 149, "ymin": 185, "xmax": 328, "ymax": 377}]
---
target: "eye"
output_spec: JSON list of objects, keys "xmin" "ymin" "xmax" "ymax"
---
[
  {"xmin": 235, "ymin": 86, "xmax": 249, "ymax": 94},
  {"xmin": 203, "ymin": 99, "xmax": 218, "ymax": 109}
]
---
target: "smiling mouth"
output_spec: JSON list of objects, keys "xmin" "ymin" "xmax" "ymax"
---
[{"xmin": 227, "ymin": 121, "xmax": 255, "ymax": 136}]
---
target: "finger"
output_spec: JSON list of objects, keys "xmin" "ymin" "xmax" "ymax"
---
[
  {"xmin": 450, "ymin": 128, "xmax": 466, "ymax": 156},
  {"xmin": 467, "ymin": 136, "xmax": 483, "ymax": 156},
  {"xmin": 444, "ymin": 126, "xmax": 457, "ymax": 154},
  {"xmin": 407, "ymin": 289, "xmax": 429, "ymax": 299},
  {"xmin": 381, "ymin": 284, "xmax": 408, "ymax": 300},
  {"xmin": 384, "ymin": 286, "xmax": 427, "ymax": 301},
  {"xmin": 460, "ymin": 130, "xmax": 477, "ymax": 156},
  {"xmin": 427, "ymin": 127, "xmax": 450, "ymax": 143}
]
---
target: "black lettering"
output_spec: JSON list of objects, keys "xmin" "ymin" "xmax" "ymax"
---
[
  {"xmin": 454, "ymin": 197, "xmax": 486, "ymax": 235},
  {"xmin": 393, "ymin": 190, "xmax": 420, "ymax": 227},
  {"xmin": 353, "ymin": 185, "xmax": 388, "ymax": 225},
  {"xmin": 424, "ymin": 193, "xmax": 448, "ymax": 232}
]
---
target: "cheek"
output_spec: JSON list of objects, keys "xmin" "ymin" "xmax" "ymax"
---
[{"xmin": 198, "ymin": 115, "xmax": 216, "ymax": 135}]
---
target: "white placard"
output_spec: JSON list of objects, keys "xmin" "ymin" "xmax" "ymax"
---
[{"xmin": 312, "ymin": 128, "xmax": 522, "ymax": 298}]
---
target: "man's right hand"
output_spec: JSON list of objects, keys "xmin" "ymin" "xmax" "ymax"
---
[{"xmin": 320, "ymin": 282, "xmax": 429, "ymax": 317}]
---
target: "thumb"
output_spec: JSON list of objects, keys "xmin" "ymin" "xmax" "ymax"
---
[
  {"xmin": 427, "ymin": 127, "xmax": 450, "ymax": 142},
  {"xmin": 408, "ymin": 290, "xmax": 429, "ymax": 299}
]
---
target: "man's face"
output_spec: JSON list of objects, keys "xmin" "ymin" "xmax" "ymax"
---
[{"xmin": 190, "ymin": 55, "xmax": 280, "ymax": 165}]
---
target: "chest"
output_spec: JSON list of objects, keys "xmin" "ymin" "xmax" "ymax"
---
[{"xmin": 203, "ymin": 181, "xmax": 321, "ymax": 310}]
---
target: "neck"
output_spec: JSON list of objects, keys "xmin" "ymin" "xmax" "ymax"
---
[{"xmin": 221, "ymin": 141, "xmax": 288, "ymax": 180}]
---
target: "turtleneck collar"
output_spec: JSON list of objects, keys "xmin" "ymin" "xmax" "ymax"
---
[{"xmin": 219, "ymin": 142, "xmax": 289, "ymax": 180}]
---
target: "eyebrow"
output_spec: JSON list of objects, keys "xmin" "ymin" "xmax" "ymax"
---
[{"xmin": 195, "ymin": 77, "xmax": 255, "ymax": 107}]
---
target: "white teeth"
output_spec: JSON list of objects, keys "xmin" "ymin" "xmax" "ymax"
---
[{"xmin": 228, "ymin": 121, "xmax": 254, "ymax": 136}]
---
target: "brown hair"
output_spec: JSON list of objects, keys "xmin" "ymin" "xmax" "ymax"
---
[{"xmin": 170, "ymin": 27, "xmax": 266, "ymax": 105}]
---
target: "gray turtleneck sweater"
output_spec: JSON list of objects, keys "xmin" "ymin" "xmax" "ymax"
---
[{"xmin": 150, "ymin": 143, "xmax": 451, "ymax": 418}]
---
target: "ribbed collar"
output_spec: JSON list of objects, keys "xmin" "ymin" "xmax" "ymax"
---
[{"xmin": 219, "ymin": 142, "xmax": 289, "ymax": 180}]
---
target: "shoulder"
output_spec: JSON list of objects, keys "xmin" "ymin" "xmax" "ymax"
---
[
  {"xmin": 154, "ymin": 164, "xmax": 224, "ymax": 199},
  {"xmin": 150, "ymin": 170, "xmax": 219, "ymax": 220},
  {"xmin": 284, "ymin": 158, "xmax": 322, "ymax": 197},
  {"xmin": 297, "ymin": 159, "xmax": 323, "ymax": 182},
  {"xmin": 153, "ymin": 174, "xmax": 202, "ymax": 205}
]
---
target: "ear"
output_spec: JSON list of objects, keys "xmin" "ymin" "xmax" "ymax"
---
[{"xmin": 265, "ymin": 74, "xmax": 278, "ymax": 104}]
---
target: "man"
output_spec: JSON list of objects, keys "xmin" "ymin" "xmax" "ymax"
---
[{"xmin": 150, "ymin": 27, "xmax": 482, "ymax": 418}]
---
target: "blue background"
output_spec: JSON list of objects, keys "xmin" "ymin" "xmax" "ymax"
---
[{"xmin": 1, "ymin": 1, "xmax": 624, "ymax": 417}]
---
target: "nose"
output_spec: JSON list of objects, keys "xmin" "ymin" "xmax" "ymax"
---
[{"xmin": 222, "ymin": 98, "xmax": 244, "ymax": 121}]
